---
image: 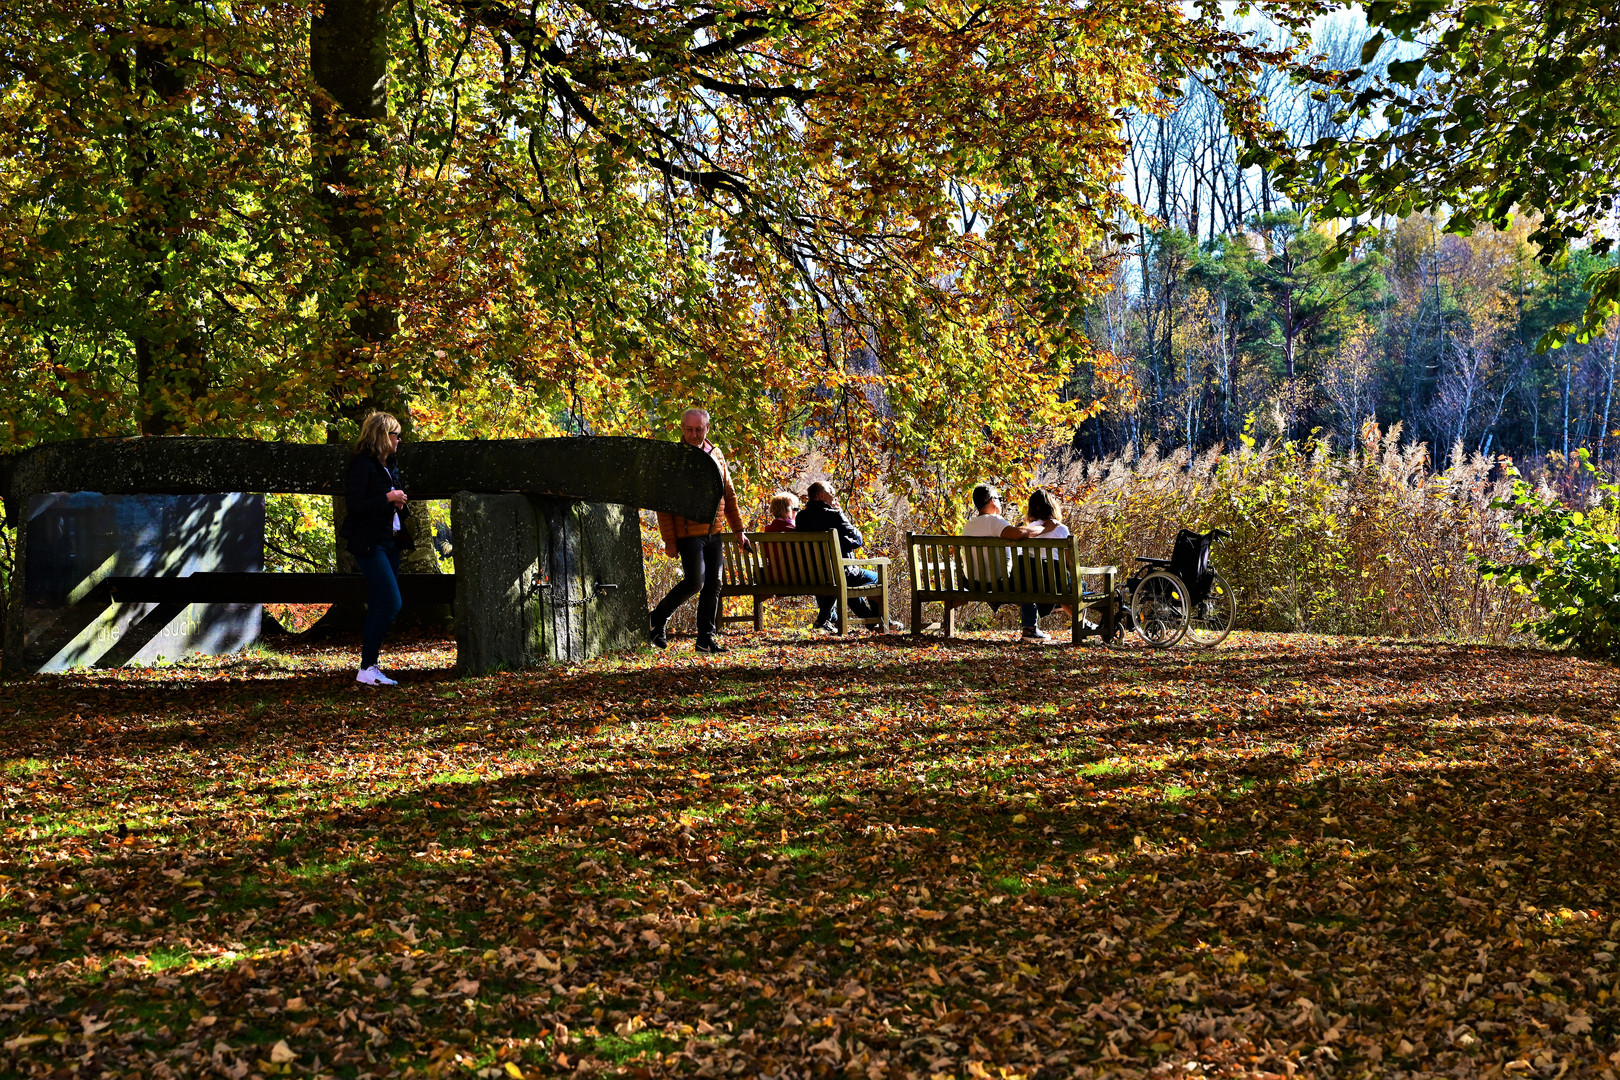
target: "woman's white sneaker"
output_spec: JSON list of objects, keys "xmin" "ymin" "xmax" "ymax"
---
[{"xmin": 356, "ymin": 666, "xmax": 398, "ymax": 686}]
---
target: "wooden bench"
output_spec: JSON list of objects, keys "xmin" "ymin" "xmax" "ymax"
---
[
  {"xmin": 905, "ymin": 533, "xmax": 1119, "ymax": 644},
  {"xmin": 719, "ymin": 530, "xmax": 891, "ymax": 634}
]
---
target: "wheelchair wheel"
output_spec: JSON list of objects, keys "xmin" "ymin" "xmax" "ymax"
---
[
  {"xmin": 1185, "ymin": 571, "xmax": 1234, "ymax": 648},
  {"xmin": 1131, "ymin": 570, "xmax": 1188, "ymax": 647}
]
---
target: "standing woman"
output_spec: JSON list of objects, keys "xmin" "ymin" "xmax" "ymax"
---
[{"xmin": 345, "ymin": 412, "xmax": 413, "ymax": 686}]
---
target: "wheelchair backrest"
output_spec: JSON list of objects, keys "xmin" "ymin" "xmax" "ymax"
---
[{"xmin": 1170, "ymin": 529, "xmax": 1215, "ymax": 600}]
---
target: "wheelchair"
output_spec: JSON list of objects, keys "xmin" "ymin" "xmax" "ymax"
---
[{"xmin": 1114, "ymin": 528, "xmax": 1235, "ymax": 648}]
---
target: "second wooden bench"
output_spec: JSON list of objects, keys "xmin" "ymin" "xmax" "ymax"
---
[{"xmin": 905, "ymin": 533, "xmax": 1118, "ymax": 644}]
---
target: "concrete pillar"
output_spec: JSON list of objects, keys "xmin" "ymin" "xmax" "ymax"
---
[{"xmin": 452, "ymin": 494, "xmax": 648, "ymax": 672}]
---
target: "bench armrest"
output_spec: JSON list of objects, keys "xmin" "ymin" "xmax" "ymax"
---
[{"xmin": 844, "ymin": 557, "xmax": 890, "ymax": 567}]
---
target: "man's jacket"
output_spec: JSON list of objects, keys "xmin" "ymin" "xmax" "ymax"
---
[
  {"xmin": 794, "ymin": 499, "xmax": 864, "ymax": 558},
  {"xmin": 656, "ymin": 441, "xmax": 744, "ymax": 547}
]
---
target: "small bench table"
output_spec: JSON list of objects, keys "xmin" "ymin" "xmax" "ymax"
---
[
  {"xmin": 905, "ymin": 533, "xmax": 1118, "ymax": 644},
  {"xmin": 719, "ymin": 530, "xmax": 891, "ymax": 634}
]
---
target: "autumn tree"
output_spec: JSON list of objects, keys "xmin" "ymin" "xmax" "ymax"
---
[
  {"xmin": 0, "ymin": 1, "xmax": 318, "ymax": 443},
  {"xmin": 2, "ymin": 0, "xmax": 1330, "ymax": 528}
]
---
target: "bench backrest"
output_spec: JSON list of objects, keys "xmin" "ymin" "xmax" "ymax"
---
[
  {"xmin": 906, "ymin": 533, "xmax": 1081, "ymax": 597},
  {"xmin": 721, "ymin": 530, "xmax": 840, "ymax": 588}
]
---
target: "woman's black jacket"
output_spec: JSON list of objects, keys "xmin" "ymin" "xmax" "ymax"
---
[{"xmin": 342, "ymin": 453, "xmax": 415, "ymax": 557}]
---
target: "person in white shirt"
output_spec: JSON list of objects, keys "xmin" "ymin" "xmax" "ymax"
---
[
  {"xmin": 963, "ymin": 484, "xmax": 1063, "ymax": 640},
  {"xmin": 1020, "ymin": 488, "xmax": 1075, "ymax": 633}
]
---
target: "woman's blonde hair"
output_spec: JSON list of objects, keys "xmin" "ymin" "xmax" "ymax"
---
[
  {"xmin": 769, "ymin": 491, "xmax": 799, "ymax": 518},
  {"xmin": 356, "ymin": 412, "xmax": 401, "ymax": 461}
]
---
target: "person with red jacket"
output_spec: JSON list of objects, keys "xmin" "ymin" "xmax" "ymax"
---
[
  {"xmin": 649, "ymin": 409, "xmax": 752, "ymax": 653},
  {"xmin": 760, "ymin": 491, "xmax": 798, "ymax": 584}
]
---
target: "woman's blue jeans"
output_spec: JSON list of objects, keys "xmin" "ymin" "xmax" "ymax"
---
[
  {"xmin": 1021, "ymin": 603, "xmax": 1054, "ymax": 629},
  {"xmin": 356, "ymin": 540, "xmax": 402, "ymax": 669}
]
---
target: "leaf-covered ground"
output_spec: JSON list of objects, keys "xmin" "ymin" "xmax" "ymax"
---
[{"xmin": 3, "ymin": 632, "xmax": 1620, "ymax": 1079}]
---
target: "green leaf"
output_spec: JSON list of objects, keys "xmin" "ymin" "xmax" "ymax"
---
[
  {"xmin": 1388, "ymin": 59, "xmax": 1427, "ymax": 83},
  {"xmin": 1360, "ymin": 32, "xmax": 1387, "ymax": 66},
  {"xmin": 1460, "ymin": 4, "xmax": 1508, "ymax": 26}
]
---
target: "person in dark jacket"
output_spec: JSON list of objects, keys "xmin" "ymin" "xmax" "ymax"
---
[
  {"xmin": 794, "ymin": 481, "xmax": 884, "ymax": 631},
  {"xmin": 345, "ymin": 411, "xmax": 413, "ymax": 686}
]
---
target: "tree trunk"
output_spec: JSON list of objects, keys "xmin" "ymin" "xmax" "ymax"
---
[
  {"xmin": 1562, "ymin": 352, "xmax": 1572, "ymax": 461},
  {"xmin": 1188, "ymin": 164, "xmax": 1200, "ymax": 244},
  {"xmin": 1600, "ymin": 332, "xmax": 1617, "ymax": 471},
  {"xmin": 310, "ymin": 0, "xmax": 399, "ymax": 403},
  {"xmin": 117, "ymin": 17, "xmax": 206, "ymax": 435},
  {"xmin": 308, "ymin": 0, "xmax": 448, "ymax": 629}
]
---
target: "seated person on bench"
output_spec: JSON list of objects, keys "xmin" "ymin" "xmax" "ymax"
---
[
  {"xmin": 761, "ymin": 491, "xmax": 797, "ymax": 583},
  {"xmin": 1020, "ymin": 487, "xmax": 1079, "ymax": 630},
  {"xmin": 763, "ymin": 491, "xmax": 798, "ymax": 533},
  {"xmin": 794, "ymin": 482, "xmax": 882, "ymax": 632},
  {"xmin": 962, "ymin": 484, "xmax": 1060, "ymax": 642}
]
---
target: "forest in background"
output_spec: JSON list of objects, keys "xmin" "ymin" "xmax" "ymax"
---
[{"xmin": 1065, "ymin": 14, "xmax": 1618, "ymax": 476}]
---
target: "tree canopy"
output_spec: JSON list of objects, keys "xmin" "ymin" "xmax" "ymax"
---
[
  {"xmin": 1276, "ymin": 0, "xmax": 1620, "ymax": 348},
  {"xmin": 0, "ymin": 0, "xmax": 1320, "ymax": 521}
]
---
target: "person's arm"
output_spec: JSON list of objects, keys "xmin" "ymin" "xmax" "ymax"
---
[
  {"xmin": 1000, "ymin": 522, "xmax": 1043, "ymax": 540},
  {"xmin": 721, "ymin": 486, "xmax": 745, "ymax": 537},
  {"xmin": 656, "ymin": 511, "xmax": 678, "ymax": 558},
  {"xmin": 837, "ymin": 511, "xmax": 864, "ymax": 553},
  {"xmin": 386, "ymin": 461, "xmax": 408, "ymax": 509},
  {"xmin": 714, "ymin": 449, "xmax": 752, "ymax": 550}
]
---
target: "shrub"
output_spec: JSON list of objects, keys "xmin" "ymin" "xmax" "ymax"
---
[
  {"xmin": 264, "ymin": 493, "xmax": 335, "ymax": 572},
  {"xmin": 1040, "ymin": 423, "xmax": 1535, "ymax": 639},
  {"xmin": 1478, "ymin": 451, "xmax": 1620, "ymax": 660}
]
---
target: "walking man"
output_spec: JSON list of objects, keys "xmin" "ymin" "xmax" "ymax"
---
[{"xmin": 649, "ymin": 409, "xmax": 751, "ymax": 653}]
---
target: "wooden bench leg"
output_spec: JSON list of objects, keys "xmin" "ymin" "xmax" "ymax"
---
[
  {"xmin": 911, "ymin": 596, "xmax": 922, "ymax": 637},
  {"xmin": 943, "ymin": 603, "xmax": 954, "ymax": 639},
  {"xmin": 1102, "ymin": 572, "xmax": 1118, "ymax": 643},
  {"xmin": 753, "ymin": 596, "xmax": 763, "ymax": 632}
]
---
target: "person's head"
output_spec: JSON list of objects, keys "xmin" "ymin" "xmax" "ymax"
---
[
  {"xmin": 680, "ymin": 408, "xmax": 710, "ymax": 447},
  {"xmin": 1027, "ymin": 488, "xmax": 1061, "ymax": 524},
  {"xmin": 806, "ymin": 481, "xmax": 834, "ymax": 505},
  {"xmin": 769, "ymin": 491, "xmax": 799, "ymax": 520},
  {"xmin": 356, "ymin": 412, "xmax": 402, "ymax": 461},
  {"xmin": 971, "ymin": 484, "xmax": 1000, "ymax": 516}
]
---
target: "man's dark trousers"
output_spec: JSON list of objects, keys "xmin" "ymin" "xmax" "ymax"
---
[
  {"xmin": 817, "ymin": 567, "xmax": 880, "ymax": 628},
  {"xmin": 651, "ymin": 533, "xmax": 724, "ymax": 639}
]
